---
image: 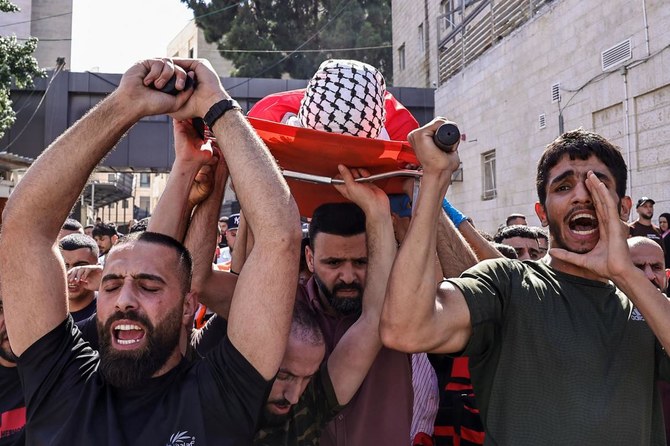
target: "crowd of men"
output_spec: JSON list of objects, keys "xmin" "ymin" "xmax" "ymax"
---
[{"xmin": 0, "ymin": 56, "xmax": 669, "ymax": 446}]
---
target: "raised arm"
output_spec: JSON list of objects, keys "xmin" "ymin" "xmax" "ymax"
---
[
  {"xmin": 551, "ymin": 171, "xmax": 670, "ymax": 352},
  {"xmin": 326, "ymin": 166, "xmax": 396, "ymax": 404},
  {"xmin": 171, "ymin": 58, "xmax": 301, "ymax": 379},
  {"xmin": 380, "ymin": 118, "xmax": 472, "ymax": 354},
  {"xmin": 147, "ymin": 119, "xmax": 216, "ymax": 241},
  {"xmin": 183, "ymin": 147, "xmax": 237, "ymax": 319},
  {"xmin": 0, "ymin": 59, "xmax": 193, "ymax": 355}
]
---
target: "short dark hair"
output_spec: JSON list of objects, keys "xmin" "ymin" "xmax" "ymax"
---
[
  {"xmin": 62, "ymin": 218, "xmax": 83, "ymax": 231},
  {"xmin": 492, "ymin": 242, "xmax": 518, "ymax": 259},
  {"xmin": 59, "ymin": 233, "xmax": 99, "ymax": 257},
  {"xmin": 536, "ymin": 129, "xmax": 627, "ymax": 205},
  {"xmin": 660, "ymin": 213, "xmax": 670, "ymax": 225},
  {"xmin": 532, "ymin": 226, "xmax": 549, "ymax": 243},
  {"xmin": 291, "ymin": 300, "xmax": 324, "ymax": 346},
  {"xmin": 92, "ymin": 223, "xmax": 118, "ymax": 238},
  {"xmin": 494, "ymin": 225, "xmax": 538, "ymax": 244},
  {"xmin": 308, "ymin": 202, "xmax": 366, "ymax": 247},
  {"xmin": 112, "ymin": 231, "xmax": 193, "ymax": 294}
]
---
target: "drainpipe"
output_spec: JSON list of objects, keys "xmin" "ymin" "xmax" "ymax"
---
[
  {"xmin": 641, "ymin": 0, "xmax": 650, "ymax": 57},
  {"xmin": 621, "ymin": 67, "xmax": 633, "ymax": 207}
]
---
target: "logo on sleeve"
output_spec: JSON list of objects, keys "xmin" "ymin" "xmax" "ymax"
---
[
  {"xmin": 166, "ymin": 431, "xmax": 196, "ymax": 446},
  {"xmin": 631, "ymin": 307, "xmax": 645, "ymax": 321}
]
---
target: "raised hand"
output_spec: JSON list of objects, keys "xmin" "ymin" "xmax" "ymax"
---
[
  {"xmin": 408, "ymin": 118, "xmax": 461, "ymax": 176},
  {"xmin": 333, "ymin": 165, "xmax": 390, "ymax": 217}
]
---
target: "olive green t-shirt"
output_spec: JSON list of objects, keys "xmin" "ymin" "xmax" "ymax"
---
[{"xmin": 449, "ymin": 258, "xmax": 670, "ymax": 446}]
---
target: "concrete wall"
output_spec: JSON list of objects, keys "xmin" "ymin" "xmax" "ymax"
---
[
  {"xmin": 167, "ymin": 21, "xmax": 234, "ymax": 77},
  {"xmin": 431, "ymin": 0, "xmax": 670, "ymax": 234},
  {"xmin": 392, "ymin": 0, "xmax": 440, "ymax": 87}
]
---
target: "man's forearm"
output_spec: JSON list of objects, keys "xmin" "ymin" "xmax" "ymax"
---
[
  {"xmin": 381, "ymin": 172, "xmax": 451, "ymax": 349},
  {"xmin": 436, "ymin": 210, "xmax": 478, "ymax": 279},
  {"xmin": 148, "ymin": 161, "xmax": 200, "ymax": 241}
]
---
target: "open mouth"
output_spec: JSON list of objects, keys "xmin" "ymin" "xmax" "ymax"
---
[
  {"xmin": 112, "ymin": 323, "xmax": 146, "ymax": 346},
  {"xmin": 568, "ymin": 212, "xmax": 598, "ymax": 235}
]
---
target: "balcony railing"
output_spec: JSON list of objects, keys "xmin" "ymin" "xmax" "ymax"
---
[{"xmin": 438, "ymin": 0, "xmax": 553, "ymax": 85}]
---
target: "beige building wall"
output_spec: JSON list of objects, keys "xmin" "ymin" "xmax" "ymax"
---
[
  {"xmin": 396, "ymin": 0, "xmax": 670, "ymax": 234},
  {"xmin": 392, "ymin": 0, "xmax": 440, "ymax": 87},
  {"xmin": 168, "ymin": 21, "xmax": 234, "ymax": 77},
  {"xmin": 1, "ymin": 0, "xmax": 73, "ymax": 70}
]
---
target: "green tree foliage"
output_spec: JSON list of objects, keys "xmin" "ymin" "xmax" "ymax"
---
[
  {"xmin": 0, "ymin": 0, "xmax": 45, "ymax": 140},
  {"xmin": 181, "ymin": 0, "xmax": 392, "ymax": 82}
]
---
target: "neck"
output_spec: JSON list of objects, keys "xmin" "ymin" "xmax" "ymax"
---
[
  {"xmin": 151, "ymin": 348, "xmax": 183, "ymax": 379},
  {"xmin": 69, "ymin": 292, "xmax": 95, "ymax": 312},
  {"xmin": 638, "ymin": 217, "xmax": 652, "ymax": 226}
]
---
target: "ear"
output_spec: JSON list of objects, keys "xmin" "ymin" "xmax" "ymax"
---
[
  {"xmin": 534, "ymin": 202, "xmax": 549, "ymax": 227},
  {"xmin": 619, "ymin": 195, "xmax": 632, "ymax": 221},
  {"xmin": 111, "ymin": 234, "xmax": 119, "ymax": 244},
  {"xmin": 182, "ymin": 291, "xmax": 198, "ymax": 326},
  {"xmin": 306, "ymin": 245, "xmax": 315, "ymax": 273}
]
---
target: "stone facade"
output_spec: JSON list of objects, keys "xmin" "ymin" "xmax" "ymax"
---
[
  {"xmin": 0, "ymin": 0, "xmax": 73, "ymax": 70},
  {"xmin": 167, "ymin": 21, "xmax": 234, "ymax": 78},
  {"xmin": 393, "ymin": 0, "xmax": 670, "ymax": 234}
]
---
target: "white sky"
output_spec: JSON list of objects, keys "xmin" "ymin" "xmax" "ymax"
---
[{"xmin": 70, "ymin": 0, "xmax": 195, "ymax": 73}]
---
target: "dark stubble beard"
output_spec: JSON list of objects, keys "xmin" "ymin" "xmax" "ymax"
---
[
  {"xmin": 97, "ymin": 305, "xmax": 182, "ymax": 390},
  {"xmin": 0, "ymin": 339, "xmax": 18, "ymax": 364},
  {"xmin": 260, "ymin": 399, "xmax": 291, "ymax": 428},
  {"xmin": 313, "ymin": 273, "xmax": 363, "ymax": 316}
]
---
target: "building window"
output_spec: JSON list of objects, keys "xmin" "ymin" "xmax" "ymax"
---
[
  {"xmin": 440, "ymin": 0, "xmax": 454, "ymax": 31},
  {"xmin": 139, "ymin": 173, "xmax": 151, "ymax": 188},
  {"xmin": 418, "ymin": 23, "xmax": 425, "ymax": 54},
  {"xmin": 107, "ymin": 173, "xmax": 116, "ymax": 182},
  {"xmin": 482, "ymin": 150, "xmax": 497, "ymax": 200},
  {"xmin": 188, "ymin": 47, "xmax": 194, "ymax": 58},
  {"xmin": 122, "ymin": 199, "xmax": 129, "ymax": 209},
  {"xmin": 398, "ymin": 44, "xmax": 406, "ymax": 70},
  {"xmin": 139, "ymin": 196, "xmax": 151, "ymax": 213}
]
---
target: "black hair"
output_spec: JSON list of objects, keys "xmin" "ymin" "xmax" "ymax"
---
[
  {"xmin": 308, "ymin": 202, "xmax": 366, "ymax": 248},
  {"xmin": 536, "ymin": 128, "xmax": 627, "ymax": 205},
  {"xmin": 491, "ymin": 242, "xmax": 518, "ymax": 259},
  {"xmin": 113, "ymin": 231, "xmax": 193, "ymax": 294},
  {"xmin": 92, "ymin": 222, "xmax": 118, "ymax": 238},
  {"xmin": 291, "ymin": 299, "xmax": 324, "ymax": 346},
  {"xmin": 59, "ymin": 233, "xmax": 99, "ymax": 257},
  {"xmin": 493, "ymin": 224, "xmax": 538, "ymax": 244},
  {"xmin": 62, "ymin": 218, "xmax": 83, "ymax": 231}
]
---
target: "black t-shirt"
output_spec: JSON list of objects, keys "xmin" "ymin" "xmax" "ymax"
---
[
  {"xmin": 70, "ymin": 298, "xmax": 97, "ymax": 323},
  {"xmin": 18, "ymin": 317, "xmax": 271, "ymax": 445},
  {"xmin": 0, "ymin": 366, "xmax": 25, "ymax": 446}
]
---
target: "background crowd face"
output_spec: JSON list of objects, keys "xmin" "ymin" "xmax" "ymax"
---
[
  {"xmin": 94, "ymin": 234, "xmax": 118, "ymax": 256},
  {"xmin": 62, "ymin": 247, "xmax": 98, "ymax": 302},
  {"xmin": 307, "ymin": 232, "xmax": 367, "ymax": 315},
  {"xmin": 629, "ymin": 238, "xmax": 668, "ymax": 292},
  {"xmin": 637, "ymin": 202, "xmax": 655, "ymax": 221}
]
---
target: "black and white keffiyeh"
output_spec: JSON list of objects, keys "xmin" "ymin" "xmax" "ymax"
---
[{"xmin": 297, "ymin": 59, "xmax": 387, "ymax": 139}]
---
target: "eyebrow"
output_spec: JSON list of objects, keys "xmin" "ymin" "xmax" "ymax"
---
[
  {"xmin": 100, "ymin": 273, "xmax": 167, "ymax": 285},
  {"xmin": 550, "ymin": 169, "xmax": 612, "ymax": 187}
]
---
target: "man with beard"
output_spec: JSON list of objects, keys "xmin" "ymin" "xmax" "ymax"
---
[
  {"xmin": 91, "ymin": 223, "xmax": 119, "ymax": 265},
  {"xmin": 0, "ymin": 297, "xmax": 24, "ymax": 446},
  {"xmin": 0, "ymin": 57, "xmax": 301, "ymax": 444},
  {"xmin": 628, "ymin": 236, "xmax": 670, "ymax": 444},
  {"xmin": 187, "ymin": 163, "xmax": 399, "ymax": 445},
  {"xmin": 59, "ymin": 234, "xmax": 99, "ymax": 322},
  {"xmin": 630, "ymin": 197, "xmax": 664, "ymax": 247},
  {"xmin": 381, "ymin": 124, "xmax": 670, "ymax": 444}
]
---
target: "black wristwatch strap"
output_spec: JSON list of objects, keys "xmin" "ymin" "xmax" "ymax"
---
[{"xmin": 203, "ymin": 99, "xmax": 241, "ymax": 128}]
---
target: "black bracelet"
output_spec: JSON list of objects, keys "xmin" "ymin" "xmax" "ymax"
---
[{"xmin": 203, "ymin": 99, "xmax": 241, "ymax": 129}]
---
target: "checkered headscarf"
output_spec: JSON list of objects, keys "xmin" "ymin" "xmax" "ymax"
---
[{"xmin": 298, "ymin": 59, "xmax": 387, "ymax": 139}]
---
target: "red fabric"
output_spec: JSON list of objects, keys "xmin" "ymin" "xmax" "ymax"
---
[
  {"xmin": 1, "ymin": 406, "xmax": 25, "ymax": 437},
  {"xmin": 412, "ymin": 431, "xmax": 435, "ymax": 446},
  {"xmin": 247, "ymin": 89, "xmax": 420, "ymax": 217}
]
